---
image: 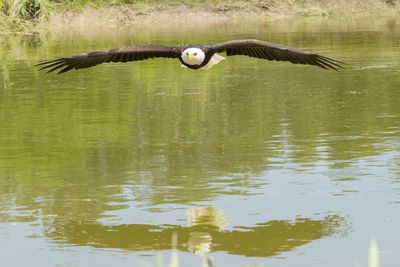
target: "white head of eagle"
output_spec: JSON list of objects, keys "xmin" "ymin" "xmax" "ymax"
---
[{"xmin": 181, "ymin": 48, "xmax": 205, "ymax": 66}]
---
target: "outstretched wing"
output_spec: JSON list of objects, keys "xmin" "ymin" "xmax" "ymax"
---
[
  {"xmin": 37, "ymin": 45, "xmax": 182, "ymax": 74},
  {"xmin": 209, "ymin": 39, "xmax": 344, "ymax": 70}
]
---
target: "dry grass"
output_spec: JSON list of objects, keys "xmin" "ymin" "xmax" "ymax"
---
[{"xmin": 47, "ymin": 0, "xmax": 400, "ymax": 31}]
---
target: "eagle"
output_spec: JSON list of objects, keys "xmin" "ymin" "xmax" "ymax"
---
[{"xmin": 37, "ymin": 39, "xmax": 343, "ymax": 74}]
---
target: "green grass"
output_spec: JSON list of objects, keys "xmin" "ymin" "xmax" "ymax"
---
[
  {"xmin": 2, "ymin": 0, "xmax": 400, "ymax": 17},
  {"xmin": 0, "ymin": 0, "xmax": 51, "ymax": 33},
  {"xmin": 1, "ymin": 0, "xmax": 400, "ymax": 34},
  {"xmin": 2, "ymin": 0, "xmax": 51, "ymax": 19}
]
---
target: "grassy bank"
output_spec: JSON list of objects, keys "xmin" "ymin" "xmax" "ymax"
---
[{"xmin": 1, "ymin": 0, "xmax": 400, "ymax": 34}]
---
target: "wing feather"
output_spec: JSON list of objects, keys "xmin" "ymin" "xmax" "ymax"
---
[
  {"xmin": 210, "ymin": 39, "xmax": 344, "ymax": 70},
  {"xmin": 37, "ymin": 45, "xmax": 181, "ymax": 74}
]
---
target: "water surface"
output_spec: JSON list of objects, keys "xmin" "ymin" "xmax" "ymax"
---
[{"xmin": 1, "ymin": 17, "xmax": 400, "ymax": 267}]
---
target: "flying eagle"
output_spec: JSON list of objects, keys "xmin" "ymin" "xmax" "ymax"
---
[{"xmin": 37, "ymin": 39, "xmax": 343, "ymax": 74}]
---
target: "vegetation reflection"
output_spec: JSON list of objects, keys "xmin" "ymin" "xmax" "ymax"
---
[{"xmin": 49, "ymin": 210, "xmax": 346, "ymax": 257}]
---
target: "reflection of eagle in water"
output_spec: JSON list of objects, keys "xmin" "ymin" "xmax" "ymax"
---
[{"xmin": 38, "ymin": 39, "xmax": 343, "ymax": 74}]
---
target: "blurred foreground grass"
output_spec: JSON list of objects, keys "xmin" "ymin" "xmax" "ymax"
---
[
  {"xmin": 154, "ymin": 234, "xmax": 380, "ymax": 267},
  {"xmin": 369, "ymin": 239, "xmax": 379, "ymax": 267}
]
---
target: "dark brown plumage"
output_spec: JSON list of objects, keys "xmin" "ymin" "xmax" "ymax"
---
[{"xmin": 37, "ymin": 39, "xmax": 344, "ymax": 74}]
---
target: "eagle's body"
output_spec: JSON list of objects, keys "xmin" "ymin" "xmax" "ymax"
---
[{"xmin": 37, "ymin": 39, "xmax": 343, "ymax": 74}]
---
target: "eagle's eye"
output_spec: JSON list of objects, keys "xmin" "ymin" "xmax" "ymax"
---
[
  {"xmin": 186, "ymin": 52, "xmax": 189, "ymax": 55},
  {"xmin": 194, "ymin": 53, "xmax": 198, "ymax": 56}
]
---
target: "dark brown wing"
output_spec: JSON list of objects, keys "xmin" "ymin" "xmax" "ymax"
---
[
  {"xmin": 37, "ymin": 45, "xmax": 182, "ymax": 74},
  {"xmin": 209, "ymin": 39, "xmax": 344, "ymax": 70}
]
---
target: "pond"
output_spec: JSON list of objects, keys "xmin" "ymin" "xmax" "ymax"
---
[{"xmin": 1, "ymin": 17, "xmax": 400, "ymax": 267}]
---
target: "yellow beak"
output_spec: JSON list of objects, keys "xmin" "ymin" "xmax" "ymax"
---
[{"xmin": 188, "ymin": 54, "xmax": 194, "ymax": 62}]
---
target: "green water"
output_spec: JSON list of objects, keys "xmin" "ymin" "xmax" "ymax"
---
[{"xmin": 1, "ymin": 17, "xmax": 400, "ymax": 267}]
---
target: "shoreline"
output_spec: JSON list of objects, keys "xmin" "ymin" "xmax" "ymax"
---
[{"xmin": 1, "ymin": 1, "xmax": 400, "ymax": 34}]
